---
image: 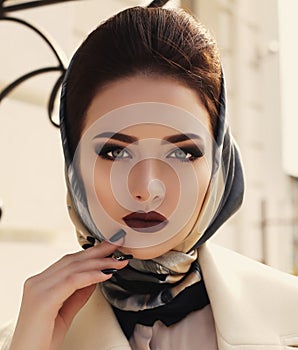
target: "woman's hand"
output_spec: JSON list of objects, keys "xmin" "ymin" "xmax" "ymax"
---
[{"xmin": 9, "ymin": 238, "xmax": 128, "ymax": 350}]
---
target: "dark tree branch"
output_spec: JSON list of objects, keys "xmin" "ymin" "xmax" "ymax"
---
[
  {"xmin": 147, "ymin": 0, "xmax": 170, "ymax": 8},
  {"xmin": 1, "ymin": 0, "xmax": 80, "ymax": 14}
]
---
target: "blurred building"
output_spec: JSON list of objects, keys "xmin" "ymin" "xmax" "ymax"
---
[{"xmin": 183, "ymin": 0, "xmax": 298, "ymax": 273}]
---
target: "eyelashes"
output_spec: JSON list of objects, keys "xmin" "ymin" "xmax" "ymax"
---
[
  {"xmin": 166, "ymin": 146, "xmax": 204, "ymax": 162},
  {"xmin": 95, "ymin": 144, "xmax": 132, "ymax": 161},
  {"xmin": 94, "ymin": 142, "xmax": 205, "ymax": 163}
]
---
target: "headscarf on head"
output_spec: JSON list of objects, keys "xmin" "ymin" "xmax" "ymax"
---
[{"xmin": 59, "ymin": 12, "xmax": 244, "ymax": 341}]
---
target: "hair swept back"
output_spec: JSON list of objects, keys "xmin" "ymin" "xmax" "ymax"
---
[{"xmin": 65, "ymin": 6, "xmax": 222, "ymax": 157}]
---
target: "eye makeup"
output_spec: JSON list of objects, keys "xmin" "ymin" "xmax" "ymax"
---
[
  {"xmin": 92, "ymin": 132, "xmax": 206, "ymax": 163},
  {"xmin": 94, "ymin": 141, "xmax": 204, "ymax": 163},
  {"xmin": 95, "ymin": 143, "xmax": 132, "ymax": 161},
  {"xmin": 166, "ymin": 145, "xmax": 204, "ymax": 162}
]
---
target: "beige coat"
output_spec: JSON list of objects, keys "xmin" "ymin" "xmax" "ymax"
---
[{"xmin": 1, "ymin": 242, "xmax": 298, "ymax": 350}]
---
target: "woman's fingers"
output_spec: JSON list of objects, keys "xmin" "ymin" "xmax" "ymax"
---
[
  {"xmin": 21, "ymin": 239, "xmax": 128, "ymax": 313},
  {"xmin": 81, "ymin": 238, "xmax": 125, "ymax": 259},
  {"xmin": 33, "ymin": 238, "xmax": 125, "ymax": 281},
  {"xmin": 36, "ymin": 256, "xmax": 127, "ymax": 294},
  {"xmin": 23, "ymin": 266, "xmax": 117, "ymax": 320},
  {"xmin": 10, "ymin": 236, "xmax": 128, "ymax": 350}
]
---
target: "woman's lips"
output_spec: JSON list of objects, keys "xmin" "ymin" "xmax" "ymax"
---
[{"xmin": 122, "ymin": 211, "xmax": 168, "ymax": 233}]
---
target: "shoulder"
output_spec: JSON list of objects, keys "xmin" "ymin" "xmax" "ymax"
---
[
  {"xmin": 198, "ymin": 242, "xmax": 298, "ymax": 348},
  {"xmin": 0, "ymin": 322, "xmax": 15, "ymax": 350},
  {"xmin": 199, "ymin": 242, "xmax": 298, "ymax": 291}
]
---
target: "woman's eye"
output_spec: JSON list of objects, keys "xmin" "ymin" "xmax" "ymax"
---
[
  {"xmin": 169, "ymin": 149, "xmax": 189, "ymax": 160},
  {"xmin": 96, "ymin": 145, "xmax": 131, "ymax": 161},
  {"xmin": 167, "ymin": 147, "xmax": 204, "ymax": 162},
  {"xmin": 108, "ymin": 148, "xmax": 129, "ymax": 159}
]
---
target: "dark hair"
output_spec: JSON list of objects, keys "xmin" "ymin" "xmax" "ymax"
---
[{"xmin": 65, "ymin": 6, "xmax": 222, "ymax": 157}]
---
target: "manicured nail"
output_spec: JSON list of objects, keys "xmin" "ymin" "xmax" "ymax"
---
[
  {"xmin": 109, "ymin": 229, "xmax": 126, "ymax": 242},
  {"xmin": 87, "ymin": 236, "xmax": 96, "ymax": 244},
  {"xmin": 102, "ymin": 268, "xmax": 118, "ymax": 275},
  {"xmin": 82, "ymin": 243, "xmax": 93, "ymax": 250},
  {"xmin": 112, "ymin": 254, "xmax": 133, "ymax": 261}
]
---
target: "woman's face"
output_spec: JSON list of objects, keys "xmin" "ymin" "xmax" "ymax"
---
[{"xmin": 77, "ymin": 75, "xmax": 214, "ymax": 259}]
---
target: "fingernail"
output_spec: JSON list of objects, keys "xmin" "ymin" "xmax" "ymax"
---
[
  {"xmin": 112, "ymin": 254, "xmax": 133, "ymax": 261},
  {"xmin": 110, "ymin": 229, "xmax": 126, "ymax": 242},
  {"xmin": 87, "ymin": 236, "xmax": 96, "ymax": 244},
  {"xmin": 102, "ymin": 268, "xmax": 118, "ymax": 275},
  {"xmin": 82, "ymin": 243, "xmax": 93, "ymax": 250}
]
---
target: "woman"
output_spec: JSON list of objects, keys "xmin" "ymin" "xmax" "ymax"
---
[{"xmin": 1, "ymin": 3, "xmax": 298, "ymax": 350}]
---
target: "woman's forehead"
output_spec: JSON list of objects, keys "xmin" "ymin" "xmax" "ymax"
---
[{"xmin": 83, "ymin": 76, "xmax": 212, "ymax": 133}]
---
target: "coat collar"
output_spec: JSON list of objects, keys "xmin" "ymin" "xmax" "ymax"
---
[
  {"xmin": 198, "ymin": 242, "xmax": 298, "ymax": 349},
  {"xmin": 61, "ymin": 243, "xmax": 298, "ymax": 350}
]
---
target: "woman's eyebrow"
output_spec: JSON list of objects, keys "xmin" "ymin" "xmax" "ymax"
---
[
  {"xmin": 93, "ymin": 132, "xmax": 138, "ymax": 144},
  {"xmin": 161, "ymin": 133, "xmax": 202, "ymax": 144},
  {"xmin": 93, "ymin": 132, "xmax": 202, "ymax": 144}
]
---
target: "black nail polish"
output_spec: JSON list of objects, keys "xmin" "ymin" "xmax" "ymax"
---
[
  {"xmin": 87, "ymin": 236, "xmax": 96, "ymax": 244},
  {"xmin": 110, "ymin": 229, "xmax": 126, "ymax": 242},
  {"xmin": 82, "ymin": 243, "xmax": 93, "ymax": 250},
  {"xmin": 113, "ymin": 254, "xmax": 134, "ymax": 261},
  {"xmin": 102, "ymin": 268, "xmax": 118, "ymax": 275}
]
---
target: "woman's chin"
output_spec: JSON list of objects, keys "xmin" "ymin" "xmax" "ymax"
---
[
  {"xmin": 117, "ymin": 245, "xmax": 168, "ymax": 260},
  {"xmin": 117, "ymin": 225, "xmax": 192, "ymax": 259}
]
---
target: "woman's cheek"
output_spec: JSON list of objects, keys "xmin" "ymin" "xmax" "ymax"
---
[{"xmin": 93, "ymin": 164, "xmax": 121, "ymax": 219}]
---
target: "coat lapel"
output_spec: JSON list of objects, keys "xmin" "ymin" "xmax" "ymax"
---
[
  {"xmin": 198, "ymin": 242, "xmax": 298, "ymax": 349},
  {"xmin": 61, "ymin": 285, "xmax": 130, "ymax": 350}
]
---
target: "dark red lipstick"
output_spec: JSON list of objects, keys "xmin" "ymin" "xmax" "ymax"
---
[{"xmin": 123, "ymin": 211, "xmax": 168, "ymax": 233}]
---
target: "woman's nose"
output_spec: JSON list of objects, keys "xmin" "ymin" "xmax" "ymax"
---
[{"xmin": 128, "ymin": 159, "xmax": 166, "ymax": 203}]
